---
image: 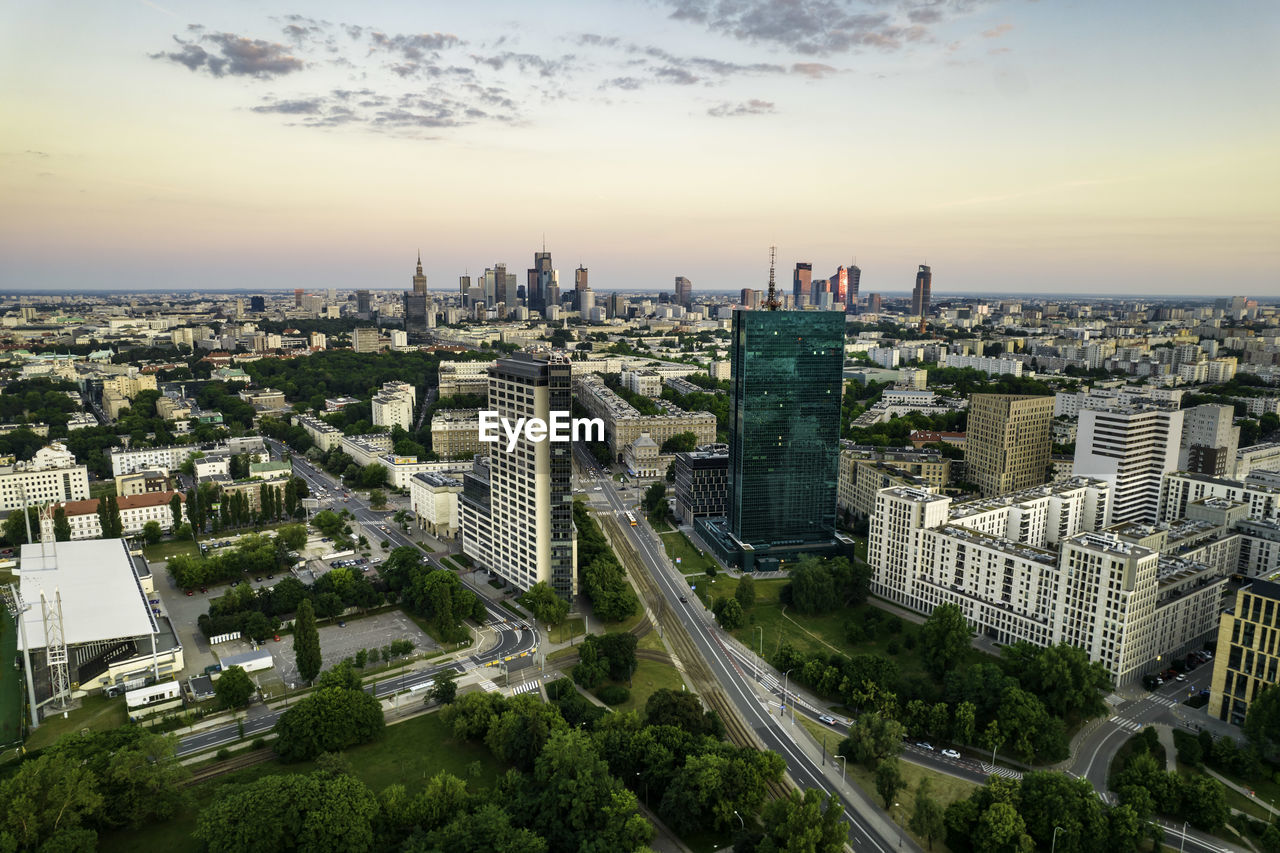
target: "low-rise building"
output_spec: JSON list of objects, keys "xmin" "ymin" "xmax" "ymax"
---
[
  {"xmin": 623, "ymin": 433, "xmax": 661, "ymax": 478},
  {"xmin": 115, "ymin": 469, "xmax": 175, "ymax": 497},
  {"xmin": 409, "ymin": 472, "xmax": 462, "ymax": 539},
  {"xmin": 40, "ymin": 491, "xmax": 184, "ymax": 540},
  {"xmin": 0, "ymin": 443, "xmax": 90, "ymax": 512},
  {"xmin": 574, "ymin": 373, "xmax": 716, "ymax": 462},
  {"xmin": 437, "ymin": 359, "xmax": 495, "ymax": 399},
  {"xmin": 294, "ymin": 413, "xmax": 343, "ymax": 452},
  {"xmin": 673, "ymin": 447, "xmax": 729, "ymax": 524},
  {"xmin": 430, "ymin": 409, "xmax": 483, "ymax": 460}
]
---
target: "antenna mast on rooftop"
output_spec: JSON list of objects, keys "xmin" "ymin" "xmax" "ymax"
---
[{"xmin": 765, "ymin": 245, "xmax": 781, "ymax": 310}]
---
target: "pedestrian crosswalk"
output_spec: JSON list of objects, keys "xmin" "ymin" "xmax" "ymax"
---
[
  {"xmin": 1109, "ymin": 715, "xmax": 1144, "ymax": 733},
  {"xmin": 477, "ymin": 679, "xmax": 498, "ymax": 693},
  {"xmin": 511, "ymin": 680, "xmax": 542, "ymax": 696},
  {"xmin": 982, "ymin": 764, "xmax": 1022, "ymax": 780},
  {"xmin": 1151, "ymin": 696, "xmax": 1180, "ymax": 708}
]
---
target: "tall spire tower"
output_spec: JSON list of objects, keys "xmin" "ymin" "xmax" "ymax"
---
[
  {"xmin": 412, "ymin": 251, "xmax": 427, "ymax": 295},
  {"xmin": 765, "ymin": 245, "xmax": 781, "ymax": 310}
]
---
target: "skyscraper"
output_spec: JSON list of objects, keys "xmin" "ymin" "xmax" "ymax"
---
[
  {"xmin": 355, "ymin": 289, "xmax": 372, "ymax": 317},
  {"xmin": 847, "ymin": 264, "xmax": 861, "ymax": 310},
  {"xmin": 910, "ymin": 264, "xmax": 932, "ymax": 317},
  {"xmin": 829, "ymin": 266, "xmax": 848, "ymax": 305},
  {"xmin": 1178, "ymin": 404, "xmax": 1240, "ymax": 478},
  {"xmin": 528, "ymin": 249, "xmax": 552, "ymax": 313},
  {"xmin": 720, "ymin": 309, "xmax": 844, "ymax": 569},
  {"xmin": 793, "ymin": 263, "xmax": 812, "ymax": 306},
  {"xmin": 293, "ymin": 288, "xmax": 304, "ymax": 307},
  {"xmin": 404, "ymin": 253, "xmax": 430, "ymax": 339},
  {"xmin": 458, "ymin": 354, "xmax": 577, "ymax": 598},
  {"xmin": 674, "ymin": 276, "xmax": 693, "ymax": 308},
  {"xmin": 574, "ymin": 266, "xmax": 588, "ymax": 309},
  {"xmin": 1074, "ymin": 404, "xmax": 1184, "ymax": 524},
  {"xmin": 965, "ymin": 394, "xmax": 1054, "ymax": 498}
]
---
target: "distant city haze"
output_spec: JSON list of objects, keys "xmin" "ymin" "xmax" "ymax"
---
[{"xmin": 1, "ymin": 1, "xmax": 1275, "ymax": 295}]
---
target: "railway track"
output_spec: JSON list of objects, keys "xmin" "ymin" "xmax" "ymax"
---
[
  {"xmin": 184, "ymin": 747, "xmax": 276, "ymax": 786},
  {"xmin": 599, "ymin": 514, "xmax": 793, "ymax": 802}
]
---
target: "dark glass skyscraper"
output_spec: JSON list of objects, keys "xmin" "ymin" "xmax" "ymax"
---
[
  {"xmin": 910, "ymin": 264, "xmax": 932, "ymax": 317},
  {"xmin": 727, "ymin": 309, "xmax": 844, "ymax": 551}
]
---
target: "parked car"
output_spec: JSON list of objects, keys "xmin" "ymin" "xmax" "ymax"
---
[{"xmin": 942, "ymin": 748, "xmax": 961, "ymax": 759}]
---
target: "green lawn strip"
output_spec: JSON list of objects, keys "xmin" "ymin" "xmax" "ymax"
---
[
  {"xmin": 416, "ymin": 541, "xmax": 434, "ymax": 553},
  {"xmin": 88, "ymin": 480, "xmax": 116, "ymax": 500},
  {"xmin": 658, "ymin": 529, "xmax": 716, "ymax": 574},
  {"xmin": 24, "ymin": 694, "xmax": 128, "ymax": 752},
  {"xmin": 549, "ymin": 617, "xmax": 587, "ymax": 644},
  {"xmin": 97, "ymin": 710, "xmax": 502, "ymax": 853},
  {"xmin": 142, "ymin": 539, "xmax": 201, "ymax": 562},
  {"xmin": 1176, "ymin": 763, "xmax": 1274, "ymax": 822},
  {"xmin": 605, "ymin": 657, "xmax": 687, "ymax": 716},
  {"xmin": 0, "ymin": 611, "xmax": 20, "ymax": 747}
]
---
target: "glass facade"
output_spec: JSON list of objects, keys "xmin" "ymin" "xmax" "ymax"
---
[{"xmin": 728, "ymin": 309, "xmax": 844, "ymax": 548}]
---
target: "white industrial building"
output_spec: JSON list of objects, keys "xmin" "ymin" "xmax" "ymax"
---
[{"xmin": 13, "ymin": 539, "xmax": 183, "ymax": 716}]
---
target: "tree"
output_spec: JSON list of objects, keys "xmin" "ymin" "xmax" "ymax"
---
[
  {"xmin": 215, "ymin": 665, "xmax": 255, "ymax": 709},
  {"xmin": 735, "ymin": 574, "xmax": 756, "ymax": 609},
  {"xmin": 659, "ymin": 431, "xmax": 698, "ymax": 454},
  {"xmin": 273, "ymin": 686, "xmax": 385, "ymax": 762},
  {"xmin": 645, "ymin": 688, "xmax": 724, "ymax": 738},
  {"xmin": 759, "ymin": 788, "xmax": 846, "ymax": 853},
  {"xmin": 1246, "ymin": 684, "xmax": 1280, "ymax": 762},
  {"xmin": 52, "ymin": 506, "xmax": 72, "ymax": 541},
  {"xmin": 973, "ymin": 802, "xmax": 1033, "ymax": 853},
  {"xmin": 643, "ymin": 481, "xmax": 667, "ymax": 515},
  {"xmin": 911, "ymin": 778, "xmax": 946, "ymax": 850},
  {"xmin": 311, "ymin": 509, "xmax": 345, "ymax": 540},
  {"xmin": 952, "ymin": 701, "xmax": 977, "ymax": 745},
  {"xmin": 788, "ymin": 557, "xmax": 837, "ymax": 615},
  {"xmin": 169, "ymin": 492, "xmax": 183, "ymax": 530},
  {"xmin": 714, "ymin": 596, "xmax": 746, "ymax": 630},
  {"xmin": 875, "ymin": 757, "xmax": 905, "ymax": 807},
  {"xmin": 920, "ymin": 603, "xmax": 972, "ymax": 679},
  {"xmin": 523, "ymin": 581, "xmax": 570, "ymax": 626},
  {"xmin": 368, "ymin": 488, "xmax": 387, "ymax": 509},
  {"xmin": 360, "ymin": 463, "xmax": 388, "ymax": 489},
  {"xmin": 841, "ymin": 712, "xmax": 906, "ymax": 768},
  {"xmin": 141, "ymin": 520, "xmax": 162, "ymax": 544},
  {"xmin": 293, "ymin": 598, "xmax": 322, "ymax": 683},
  {"xmin": 0, "ymin": 751, "xmax": 103, "ymax": 851},
  {"xmin": 315, "ymin": 660, "xmax": 362, "ymax": 691},
  {"xmin": 1, "ymin": 505, "xmax": 39, "ymax": 546},
  {"xmin": 431, "ymin": 668, "xmax": 459, "ymax": 705}
]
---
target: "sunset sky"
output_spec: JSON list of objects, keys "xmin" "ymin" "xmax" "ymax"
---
[{"xmin": 2, "ymin": 0, "xmax": 1277, "ymax": 296}]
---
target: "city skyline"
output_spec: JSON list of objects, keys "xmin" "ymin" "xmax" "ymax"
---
[{"xmin": 2, "ymin": 1, "xmax": 1277, "ymax": 295}]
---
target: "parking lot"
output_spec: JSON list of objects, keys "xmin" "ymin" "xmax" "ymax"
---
[{"xmin": 267, "ymin": 609, "xmax": 439, "ymax": 689}]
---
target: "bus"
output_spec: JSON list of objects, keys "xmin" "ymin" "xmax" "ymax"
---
[{"xmin": 625, "ymin": 512, "xmax": 637, "ymax": 526}]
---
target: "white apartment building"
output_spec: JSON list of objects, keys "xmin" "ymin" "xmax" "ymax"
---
[
  {"xmin": 0, "ymin": 443, "xmax": 90, "ymax": 512},
  {"xmin": 1236, "ymin": 443, "xmax": 1280, "ymax": 480},
  {"xmin": 437, "ymin": 359, "xmax": 496, "ymax": 399},
  {"xmin": 869, "ymin": 478, "xmax": 1225, "ymax": 683},
  {"xmin": 409, "ymin": 472, "xmax": 462, "ymax": 539},
  {"xmin": 940, "ymin": 353, "xmax": 1024, "ymax": 378},
  {"xmin": 1054, "ymin": 385, "xmax": 1185, "ymax": 419},
  {"xmin": 1073, "ymin": 406, "xmax": 1184, "ymax": 525},
  {"xmin": 1159, "ymin": 471, "xmax": 1280, "ymax": 525},
  {"xmin": 1178, "ymin": 404, "xmax": 1240, "ymax": 478},
  {"xmin": 430, "ymin": 409, "xmax": 483, "ymax": 460},
  {"xmin": 622, "ymin": 370, "xmax": 663, "ymax": 398},
  {"xmin": 294, "ymin": 413, "xmax": 342, "ymax": 452},
  {"xmin": 39, "ymin": 491, "xmax": 183, "ymax": 540},
  {"xmin": 459, "ymin": 355, "xmax": 577, "ymax": 598},
  {"xmin": 371, "ymin": 381, "xmax": 416, "ymax": 432},
  {"xmin": 109, "ymin": 444, "xmax": 200, "ymax": 477}
]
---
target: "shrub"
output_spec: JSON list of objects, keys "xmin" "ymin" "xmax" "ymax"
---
[
  {"xmin": 887, "ymin": 641, "xmax": 900, "ymax": 655},
  {"xmin": 251, "ymin": 738, "xmax": 267, "ymax": 751},
  {"xmin": 597, "ymin": 684, "xmax": 631, "ymax": 705},
  {"xmin": 216, "ymin": 748, "xmax": 231, "ymax": 761}
]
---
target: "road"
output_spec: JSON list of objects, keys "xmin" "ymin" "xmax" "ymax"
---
[{"xmin": 173, "ymin": 441, "xmax": 539, "ymax": 758}]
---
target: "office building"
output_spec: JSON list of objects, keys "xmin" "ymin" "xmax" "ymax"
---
[
  {"xmin": 867, "ymin": 293, "xmax": 882, "ymax": 313},
  {"xmin": 409, "ymin": 472, "xmax": 462, "ymax": 540},
  {"xmin": 355, "ymin": 289, "xmax": 372, "ymax": 317},
  {"xmin": 1074, "ymin": 405, "xmax": 1184, "ymax": 524},
  {"xmin": 0, "ymin": 443, "xmax": 90, "ymax": 511},
  {"xmin": 910, "ymin": 264, "xmax": 932, "ymax": 317},
  {"xmin": 459, "ymin": 354, "xmax": 577, "ymax": 598},
  {"xmin": 528, "ymin": 250, "xmax": 552, "ymax": 313},
  {"xmin": 829, "ymin": 266, "xmax": 848, "ymax": 305},
  {"xmin": 714, "ymin": 309, "xmax": 845, "ymax": 569},
  {"xmin": 249, "ymin": 295, "xmax": 265, "ymax": 312},
  {"xmin": 965, "ymin": 394, "xmax": 1054, "ymax": 497},
  {"xmin": 793, "ymin": 263, "xmax": 812, "ymax": 306},
  {"xmin": 352, "ymin": 327, "xmax": 382, "ymax": 353},
  {"xmin": 574, "ymin": 374, "xmax": 717, "ymax": 461},
  {"xmin": 371, "ymin": 381, "xmax": 417, "ymax": 432},
  {"xmin": 847, "ymin": 263, "xmax": 861, "ymax": 309},
  {"xmin": 1210, "ymin": 578, "xmax": 1280, "ymax": 725},
  {"xmin": 673, "ymin": 447, "xmax": 729, "ymax": 524},
  {"xmin": 430, "ymin": 409, "xmax": 484, "ymax": 460},
  {"xmin": 574, "ymin": 265, "xmax": 589, "ymax": 310},
  {"xmin": 1179, "ymin": 404, "xmax": 1240, "ymax": 478},
  {"xmin": 438, "ymin": 359, "xmax": 496, "ymax": 399},
  {"xmin": 675, "ymin": 276, "xmax": 693, "ymax": 308}
]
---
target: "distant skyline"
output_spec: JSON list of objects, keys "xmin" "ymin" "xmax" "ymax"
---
[{"xmin": 2, "ymin": 1, "xmax": 1277, "ymax": 295}]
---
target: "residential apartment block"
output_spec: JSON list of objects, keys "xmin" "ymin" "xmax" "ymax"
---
[
  {"xmin": 1074, "ymin": 405, "xmax": 1184, "ymax": 525},
  {"xmin": 371, "ymin": 381, "xmax": 416, "ymax": 432},
  {"xmin": 965, "ymin": 394, "xmax": 1053, "ymax": 498},
  {"xmin": 0, "ymin": 443, "xmax": 90, "ymax": 512},
  {"xmin": 1210, "ymin": 579, "xmax": 1280, "ymax": 725},
  {"xmin": 574, "ymin": 373, "xmax": 716, "ymax": 462},
  {"xmin": 437, "ymin": 360, "xmax": 495, "ymax": 399},
  {"xmin": 409, "ymin": 472, "xmax": 462, "ymax": 540},
  {"xmin": 39, "ymin": 491, "xmax": 183, "ymax": 540},
  {"xmin": 430, "ymin": 409, "xmax": 483, "ymax": 460}
]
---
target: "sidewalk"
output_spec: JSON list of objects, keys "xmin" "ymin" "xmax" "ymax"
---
[{"xmin": 1205, "ymin": 766, "xmax": 1280, "ymax": 820}]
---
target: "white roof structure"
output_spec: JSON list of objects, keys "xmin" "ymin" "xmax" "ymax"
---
[{"xmin": 16, "ymin": 539, "xmax": 156, "ymax": 651}]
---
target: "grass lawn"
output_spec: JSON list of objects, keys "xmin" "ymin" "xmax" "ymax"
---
[
  {"xmin": 416, "ymin": 541, "xmax": 434, "ymax": 553},
  {"xmin": 607, "ymin": 657, "xmax": 687, "ymax": 715},
  {"xmin": 88, "ymin": 480, "xmax": 116, "ymax": 500},
  {"xmin": 25, "ymin": 694, "xmax": 128, "ymax": 752},
  {"xmin": 143, "ymin": 538, "xmax": 201, "ymax": 563},
  {"xmin": 97, "ymin": 710, "xmax": 502, "ymax": 853},
  {"xmin": 648, "ymin": 514, "xmax": 673, "ymax": 533},
  {"xmin": 1176, "ymin": 762, "xmax": 1275, "ymax": 822},
  {"xmin": 659, "ymin": 529, "xmax": 716, "ymax": 574},
  {"xmin": 0, "ymin": 611, "xmax": 19, "ymax": 747},
  {"xmin": 549, "ymin": 617, "xmax": 587, "ymax": 644}
]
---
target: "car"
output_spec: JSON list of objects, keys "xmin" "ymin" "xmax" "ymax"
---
[
  {"xmin": 149, "ymin": 598, "xmax": 160, "ymax": 604},
  {"xmin": 915, "ymin": 742, "xmax": 934, "ymax": 751},
  {"xmin": 1176, "ymin": 674, "xmax": 1186, "ymax": 682},
  {"xmin": 200, "ymin": 586, "xmax": 208, "ymax": 593},
  {"xmin": 942, "ymin": 748, "xmax": 961, "ymax": 759},
  {"xmin": 678, "ymin": 594, "xmax": 688, "ymax": 603},
  {"xmin": 185, "ymin": 590, "xmax": 193, "ymax": 596},
  {"xmin": 274, "ymin": 634, "xmax": 281, "ymax": 642},
  {"xmin": 254, "ymin": 576, "xmax": 262, "ymax": 582},
  {"xmin": 337, "ymin": 620, "xmax": 346, "ymax": 627},
  {"xmin": 818, "ymin": 715, "xmax": 837, "ymax": 725},
  {"xmin": 152, "ymin": 608, "xmax": 161, "ymax": 615},
  {"xmin": 266, "ymin": 574, "xmax": 274, "ymax": 580}
]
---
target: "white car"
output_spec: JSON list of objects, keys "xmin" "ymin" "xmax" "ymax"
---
[
  {"xmin": 941, "ymin": 748, "xmax": 961, "ymax": 759},
  {"xmin": 915, "ymin": 742, "xmax": 934, "ymax": 751},
  {"xmin": 818, "ymin": 715, "xmax": 837, "ymax": 725}
]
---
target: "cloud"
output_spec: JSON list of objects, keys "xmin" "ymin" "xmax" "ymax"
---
[
  {"xmin": 655, "ymin": 66, "xmax": 701, "ymax": 85},
  {"xmin": 791, "ymin": 62, "xmax": 839, "ymax": 77},
  {"xmin": 151, "ymin": 32, "xmax": 304, "ymax": 77},
  {"xmin": 707, "ymin": 98, "xmax": 775, "ymax": 117},
  {"xmin": 245, "ymin": 84, "xmax": 519, "ymax": 133},
  {"xmin": 658, "ymin": 0, "xmax": 977, "ymax": 55},
  {"xmin": 982, "ymin": 23, "xmax": 1013, "ymax": 38},
  {"xmin": 369, "ymin": 31, "xmax": 462, "ymax": 59},
  {"xmin": 600, "ymin": 76, "xmax": 645, "ymax": 90},
  {"xmin": 469, "ymin": 51, "xmax": 574, "ymax": 77},
  {"xmin": 250, "ymin": 97, "xmax": 324, "ymax": 115},
  {"xmin": 577, "ymin": 33, "xmax": 620, "ymax": 47}
]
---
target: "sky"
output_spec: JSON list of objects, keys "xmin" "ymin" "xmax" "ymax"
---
[{"xmin": 1, "ymin": 0, "xmax": 1278, "ymax": 296}]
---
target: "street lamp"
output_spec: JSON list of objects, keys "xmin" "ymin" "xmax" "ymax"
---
[
  {"xmin": 733, "ymin": 810, "xmax": 745, "ymax": 832},
  {"xmin": 836, "ymin": 754, "xmax": 846, "ymax": 782},
  {"xmin": 782, "ymin": 669, "xmax": 793, "ymax": 718},
  {"xmin": 1179, "ymin": 820, "xmax": 1188, "ymax": 853},
  {"xmin": 755, "ymin": 625, "xmax": 764, "ymax": 680},
  {"xmin": 1051, "ymin": 826, "xmax": 1064, "ymax": 853}
]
